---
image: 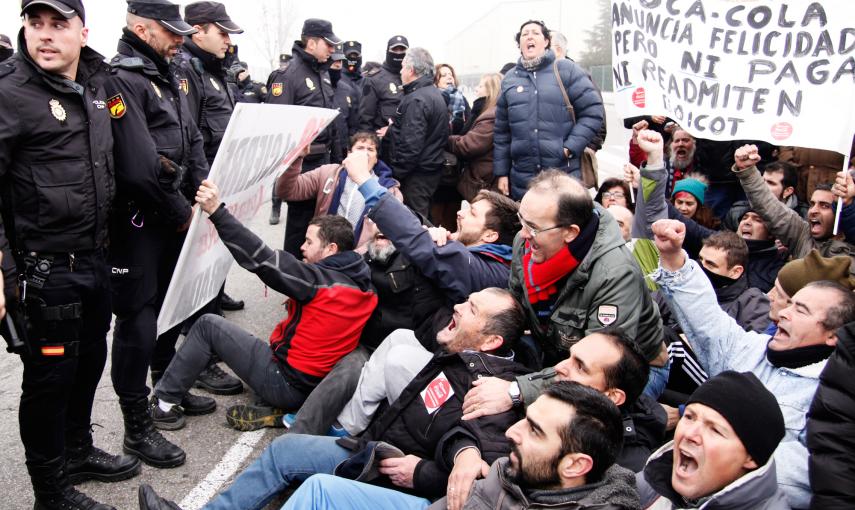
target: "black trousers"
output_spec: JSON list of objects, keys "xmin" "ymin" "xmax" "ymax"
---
[
  {"xmin": 398, "ymin": 171, "xmax": 443, "ymax": 221},
  {"xmin": 283, "ymin": 152, "xmax": 329, "ymax": 257},
  {"xmin": 18, "ymin": 251, "xmax": 112, "ymax": 469},
  {"xmin": 109, "ymin": 220, "xmax": 185, "ymax": 405}
]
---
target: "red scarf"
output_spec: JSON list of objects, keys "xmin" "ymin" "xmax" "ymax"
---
[
  {"xmin": 523, "ymin": 243, "xmax": 580, "ymax": 304},
  {"xmin": 523, "ymin": 214, "xmax": 599, "ymax": 304}
]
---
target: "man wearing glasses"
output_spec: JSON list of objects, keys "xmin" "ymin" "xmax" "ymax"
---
[{"xmin": 464, "ymin": 169, "xmax": 669, "ymax": 416}]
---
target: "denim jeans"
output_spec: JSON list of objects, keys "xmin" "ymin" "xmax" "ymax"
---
[
  {"xmin": 281, "ymin": 474, "xmax": 430, "ymax": 510},
  {"xmin": 642, "ymin": 360, "xmax": 671, "ymax": 400},
  {"xmin": 202, "ymin": 434, "xmax": 351, "ymax": 510}
]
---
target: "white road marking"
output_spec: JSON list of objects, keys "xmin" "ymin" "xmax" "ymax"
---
[{"xmin": 179, "ymin": 429, "xmax": 266, "ymax": 510}]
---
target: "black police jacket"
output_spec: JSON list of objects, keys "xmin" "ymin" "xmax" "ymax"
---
[
  {"xmin": 0, "ymin": 31, "xmax": 114, "ymax": 256},
  {"xmin": 387, "ymin": 74, "xmax": 449, "ymax": 178},
  {"xmin": 264, "ymin": 43, "xmax": 334, "ymax": 147},
  {"xmin": 341, "ymin": 72, "xmax": 363, "ymax": 132},
  {"xmin": 105, "ymin": 29, "xmax": 208, "ymax": 229},
  {"xmin": 358, "ymin": 63, "xmax": 402, "ymax": 131},
  {"xmin": 235, "ymin": 78, "xmax": 265, "ymax": 104},
  {"xmin": 331, "ymin": 76, "xmax": 360, "ymax": 163},
  {"xmin": 175, "ymin": 39, "xmax": 235, "ymax": 165}
]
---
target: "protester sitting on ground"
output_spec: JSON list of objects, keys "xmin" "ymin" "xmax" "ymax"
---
[
  {"xmin": 266, "ymin": 151, "xmax": 520, "ymax": 436},
  {"xmin": 511, "ymin": 169, "xmax": 667, "ymax": 394},
  {"xmin": 650, "ymin": 213, "xmax": 855, "ymax": 508},
  {"xmin": 456, "ymin": 328, "xmax": 666, "ymax": 474},
  {"xmin": 594, "ymin": 178, "xmax": 634, "ymax": 212},
  {"xmin": 656, "ymin": 231, "xmax": 770, "ymax": 334},
  {"xmin": 764, "ymin": 250, "xmax": 855, "ymax": 337},
  {"xmin": 628, "ymin": 135, "xmax": 785, "ymax": 292},
  {"xmin": 723, "ymin": 161, "xmax": 807, "ymax": 231},
  {"xmin": 276, "ymin": 132, "xmax": 401, "ymax": 251},
  {"xmin": 807, "ymin": 321, "xmax": 855, "ymax": 510},
  {"xmin": 137, "ymin": 288, "xmax": 529, "ymax": 510},
  {"xmin": 149, "ymin": 181, "xmax": 377, "ymax": 434},
  {"xmin": 276, "ymin": 382, "xmax": 641, "ymax": 510},
  {"xmin": 671, "ymin": 176, "xmax": 720, "ymax": 230},
  {"xmin": 731, "ymin": 144, "xmax": 854, "ymax": 266},
  {"xmin": 637, "ymin": 371, "xmax": 789, "ymax": 509}
]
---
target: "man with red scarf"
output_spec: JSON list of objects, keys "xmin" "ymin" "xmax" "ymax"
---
[{"xmin": 484, "ymin": 170, "xmax": 668, "ymax": 399}]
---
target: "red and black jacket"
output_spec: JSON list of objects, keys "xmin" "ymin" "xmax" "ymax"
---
[{"xmin": 209, "ymin": 205, "xmax": 377, "ymax": 390}]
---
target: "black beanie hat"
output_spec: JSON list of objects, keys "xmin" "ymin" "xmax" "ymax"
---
[{"xmin": 686, "ymin": 371, "xmax": 785, "ymax": 466}]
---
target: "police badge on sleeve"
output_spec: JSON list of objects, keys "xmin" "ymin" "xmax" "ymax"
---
[
  {"xmin": 107, "ymin": 94, "xmax": 126, "ymax": 119},
  {"xmin": 271, "ymin": 82, "xmax": 283, "ymax": 96}
]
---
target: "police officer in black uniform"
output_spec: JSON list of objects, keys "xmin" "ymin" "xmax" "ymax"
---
[
  {"xmin": 174, "ymin": 1, "xmax": 248, "ymax": 313},
  {"xmin": 341, "ymin": 40, "xmax": 363, "ymax": 130},
  {"xmin": 358, "ymin": 34, "xmax": 408, "ymax": 136},
  {"xmin": 231, "ymin": 61, "xmax": 266, "ymax": 104},
  {"xmin": 264, "ymin": 18, "xmax": 340, "ymax": 256},
  {"xmin": 0, "ymin": 1, "xmax": 140, "ymax": 508},
  {"xmin": 329, "ymin": 43, "xmax": 359, "ymax": 163},
  {"xmin": 106, "ymin": 0, "xmax": 211, "ymax": 469}
]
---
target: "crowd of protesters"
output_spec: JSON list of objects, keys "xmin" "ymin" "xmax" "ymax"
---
[{"xmin": 2, "ymin": 1, "xmax": 855, "ymax": 510}]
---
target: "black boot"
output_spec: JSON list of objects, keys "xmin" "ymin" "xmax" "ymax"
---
[
  {"xmin": 30, "ymin": 456, "xmax": 116, "ymax": 510},
  {"xmin": 269, "ymin": 198, "xmax": 282, "ymax": 225},
  {"xmin": 66, "ymin": 431, "xmax": 141, "ymax": 485},
  {"xmin": 151, "ymin": 370, "xmax": 216, "ymax": 416},
  {"xmin": 219, "ymin": 293, "xmax": 245, "ymax": 311},
  {"xmin": 138, "ymin": 484, "xmax": 181, "ymax": 510},
  {"xmin": 120, "ymin": 399, "xmax": 186, "ymax": 468},
  {"xmin": 194, "ymin": 364, "xmax": 243, "ymax": 396}
]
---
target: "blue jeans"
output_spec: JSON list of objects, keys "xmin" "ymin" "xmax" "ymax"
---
[
  {"xmin": 281, "ymin": 474, "xmax": 430, "ymax": 510},
  {"xmin": 202, "ymin": 434, "xmax": 351, "ymax": 510},
  {"xmin": 642, "ymin": 360, "xmax": 671, "ymax": 400}
]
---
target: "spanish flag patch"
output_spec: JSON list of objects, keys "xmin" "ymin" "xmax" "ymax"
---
[
  {"xmin": 41, "ymin": 345, "xmax": 65, "ymax": 356},
  {"xmin": 107, "ymin": 93, "xmax": 126, "ymax": 119},
  {"xmin": 271, "ymin": 82, "xmax": 283, "ymax": 97}
]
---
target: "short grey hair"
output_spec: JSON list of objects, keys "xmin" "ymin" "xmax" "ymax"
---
[
  {"xmin": 402, "ymin": 47, "xmax": 434, "ymax": 78},
  {"xmin": 552, "ymin": 31, "xmax": 568, "ymax": 52}
]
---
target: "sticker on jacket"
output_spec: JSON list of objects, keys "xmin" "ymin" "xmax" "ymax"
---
[
  {"xmin": 421, "ymin": 372, "xmax": 454, "ymax": 414},
  {"xmin": 597, "ymin": 305, "xmax": 618, "ymax": 325}
]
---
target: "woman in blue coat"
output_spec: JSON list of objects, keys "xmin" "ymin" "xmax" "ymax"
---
[{"xmin": 494, "ymin": 20, "xmax": 605, "ymax": 199}]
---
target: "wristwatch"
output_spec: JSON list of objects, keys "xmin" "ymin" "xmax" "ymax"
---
[{"xmin": 508, "ymin": 381, "xmax": 523, "ymax": 408}]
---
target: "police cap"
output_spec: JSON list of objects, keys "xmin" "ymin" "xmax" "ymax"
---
[
  {"xmin": 127, "ymin": 0, "xmax": 197, "ymax": 36},
  {"xmin": 343, "ymin": 40, "xmax": 361, "ymax": 57},
  {"xmin": 21, "ymin": 0, "xmax": 85, "ymax": 23},
  {"xmin": 184, "ymin": 1, "xmax": 243, "ymax": 34},
  {"xmin": 387, "ymin": 35, "xmax": 409, "ymax": 50},
  {"xmin": 301, "ymin": 18, "xmax": 341, "ymax": 45},
  {"xmin": 331, "ymin": 43, "xmax": 346, "ymax": 61}
]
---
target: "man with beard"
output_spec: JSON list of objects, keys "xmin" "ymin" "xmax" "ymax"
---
[
  {"xmin": 244, "ymin": 151, "xmax": 519, "ymax": 435},
  {"xmin": 264, "ymin": 18, "xmax": 339, "ymax": 256},
  {"xmin": 732, "ymin": 144, "xmax": 853, "ymax": 267},
  {"xmin": 106, "ymin": 0, "xmax": 210, "ymax": 470},
  {"xmin": 275, "ymin": 382, "xmax": 640, "ymax": 510},
  {"xmin": 138, "ymin": 288, "xmax": 530, "ymax": 510},
  {"xmin": 630, "ymin": 120, "xmax": 698, "ymax": 196},
  {"xmin": 650, "ymin": 217, "xmax": 855, "ymax": 507},
  {"xmin": 359, "ymin": 35, "xmax": 407, "ymax": 136},
  {"xmin": 724, "ymin": 161, "xmax": 808, "ymax": 231}
]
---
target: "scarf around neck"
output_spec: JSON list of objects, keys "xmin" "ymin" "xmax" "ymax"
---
[
  {"xmin": 524, "ymin": 214, "xmax": 598, "ymax": 304},
  {"xmin": 766, "ymin": 341, "xmax": 834, "ymax": 369}
]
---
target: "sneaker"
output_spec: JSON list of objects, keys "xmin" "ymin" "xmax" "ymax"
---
[
  {"xmin": 225, "ymin": 404, "xmax": 286, "ymax": 431},
  {"xmin": 327, "ymin": 422, "xmax": 349, "ymax": 438},
  {"xmin": 195, "ymin": 364, "xmax": 243, "ymax": 395},
  {"xmin": 282, "ymin": 413, "xmax": 296, "ymax": 429},
  {"xmin": 220, "ymin": 293, "xmax": 245, "ymax": 311},
  {"xmin": 150, "ymin": 399, "xmax": 186, "ymax": 431},
  {"xmin": 180, "ymin": 392, "xmax": 216, "ymax": 416}
]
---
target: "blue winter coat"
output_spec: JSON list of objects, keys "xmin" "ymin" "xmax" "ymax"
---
[{"xmin": 493, "ymin": 50, "xmax": 604, "ymax": 199}]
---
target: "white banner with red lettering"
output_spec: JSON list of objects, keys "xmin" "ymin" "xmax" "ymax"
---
[
  {"xmin": 611, "ymin": 0, "xmax": 855, "ymax": 155},
  {"xmin": 156, "ymin": 103, "xmax": 337, "ymax": 335}
]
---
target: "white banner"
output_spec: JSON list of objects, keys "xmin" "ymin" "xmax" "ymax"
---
[
  {"xmin": 156, "ymin": 103, "xmax": 338, "ymax": 335},
  {"xmin": 611, "ymin": 0, "xmax": 855, "ymax": 155}
]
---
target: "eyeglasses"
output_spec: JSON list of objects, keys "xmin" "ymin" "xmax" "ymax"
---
[
  {"xmin": 518, "ymin": 213, "xmax": 564, "ymax": 238},
  {"xmin": 602, "ymin": 192, "xmax": 625, "ymax": 200}
]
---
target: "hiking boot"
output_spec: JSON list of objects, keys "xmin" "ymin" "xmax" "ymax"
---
[
  {"xmin": 66, "ymin": 436, "xmax": 141, "ymax": 485},
  {"xmin": 31, "ymin": 456, "xmax": 116, "ymax": 510},
  {"xmin": 120, "ymin": 399, "xmax": 186, "ymax": 468},
  {"xmin": 194, "ymin": 364, "xmax": 242, "ymax": 395},
  {"xmin": 149, "ymin": 398, "xmax": 186, "ymax": 431},
  {"xmin": 225, "ymin": 403, "xmax": 285, "ymax": 431},
  {"xmin": 220, "ymin": 293, "xmax": 245, "ymax": 311}
]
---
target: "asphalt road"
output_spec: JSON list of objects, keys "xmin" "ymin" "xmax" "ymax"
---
[{"xmin": 0, "ymin": 100, "xmax": 631, "ymax": 510}]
